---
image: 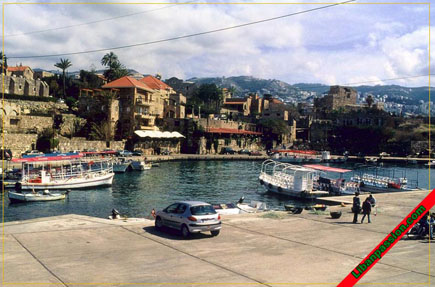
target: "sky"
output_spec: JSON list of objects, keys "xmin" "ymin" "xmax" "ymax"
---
[{"xmin": 2, "ymin": 0, "xmax": 434, "ymax": 87}]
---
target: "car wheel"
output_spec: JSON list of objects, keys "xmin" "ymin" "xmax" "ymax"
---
[
  {"xmin": 155, "ymin": 217, "xmax": 163, "ymax": 231},
  {"xmin": 210, "ymin": 230, "xmax": 220, "ymax": 236},
  {"xmin": 181, "ymin": 224, "xmax": 190, "ymax": 238}
]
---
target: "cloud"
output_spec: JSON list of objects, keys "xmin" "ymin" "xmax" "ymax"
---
[{"xmin": 2, "ymin": 2, "xmax": 433, "ymax": 87}]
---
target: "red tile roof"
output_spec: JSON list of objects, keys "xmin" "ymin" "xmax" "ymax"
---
[
  {"xmin": 7, "ymin": 66, "xmax": 32, "ymax": 72},
  {"xmin": 140, "ymin": 75, "xmax": 172, "ymax": 91},
  {"xmin": 102, "ymin": 76, "xmax": 153, "ymax": 92},
  {"xmin": 206, "ymin": 128, "xmax": 262, "ymax": 135}
]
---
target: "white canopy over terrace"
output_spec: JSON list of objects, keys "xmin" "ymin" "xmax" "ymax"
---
[{"xmin": 134, "ymin": 130, "xmax": 185, "ymax": 139}]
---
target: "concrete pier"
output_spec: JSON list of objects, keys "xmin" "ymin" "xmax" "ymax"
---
[{"xmin": 3, "ymin": 190, "xmax": 434, "ymax": 286}]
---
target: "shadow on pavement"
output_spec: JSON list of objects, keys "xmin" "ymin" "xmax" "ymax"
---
[{"xmin": 143, "ymin": 226, "xmax": 215, "ymax": 240}]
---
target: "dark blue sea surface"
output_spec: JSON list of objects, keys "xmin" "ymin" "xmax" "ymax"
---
[{"xmin": 3, "ymin": 161, "xmax": 434, "ymax": 222}]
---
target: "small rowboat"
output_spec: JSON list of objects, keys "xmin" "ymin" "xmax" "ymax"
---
[{"xmin": 8, "ymin": 190, "xmax": 69, "ymax": 203}]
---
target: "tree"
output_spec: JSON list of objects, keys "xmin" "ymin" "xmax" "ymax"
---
[
  {"xmin": 101, "ymin": 52, "xmax": 129, "ymax": 82},
  {"xmin": 54, "ymin": 58, "xmax": 72, "ymax": 98},
  {"xmin": 366, "ymin": 94, "xmax": 374, "ymax": 108}
]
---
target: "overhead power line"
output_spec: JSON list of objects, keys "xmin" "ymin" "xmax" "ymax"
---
[
  {"xmin": 6, "ymin": 1, "xmax": 198, "ymax": 38},
  {"xmin": 8, "ymin": 0, "xmax": 356, "ymax": 59}
]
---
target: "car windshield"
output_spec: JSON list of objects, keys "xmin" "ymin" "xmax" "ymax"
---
[{"xmin": 190, "ymin": 205, "xmax": 216, "ymax": 215}]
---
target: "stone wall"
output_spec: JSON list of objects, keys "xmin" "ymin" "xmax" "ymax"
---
[
  {"xmin": 58, "ymin": 137, "xmax": 126, "ymax": 152},
  {"xmin": 4, "ymin": 133, "xmax": 38, "ymax": 156}
]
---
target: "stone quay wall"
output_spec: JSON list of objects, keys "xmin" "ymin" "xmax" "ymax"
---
[
  {"xmin": 4, "ymin": 133, "xmax": 38, "ymax": 156},
  {"xmin": 58, "ymin": 137, "xmax": 126, "ymax": 152}
]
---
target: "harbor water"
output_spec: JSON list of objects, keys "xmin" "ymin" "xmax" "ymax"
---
[{"xmin": 3, "ymin": 160, "xmax": 434, "ymax": 222}]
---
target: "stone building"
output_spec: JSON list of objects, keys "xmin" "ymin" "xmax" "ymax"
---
[
  {"xmin": 3, "ymin": 65, "xmax": 49, "ymax": 97},
  {"xmin": 102, "ymin": 75, "xmax": 182, "ymax": 139},
  {"xmin": 164, "ymin": 77, "xmax": 197, "ymax": 99},
  {"xmin": 166, "ymin": 93, "xmax": 186, "ymax": 119},
  {"xmin": 262, "ymin": 98, "xmax": 289, "ymax": 121},
  {"xmin": 78, "ymin": 88, "xmax": 120, "ymax": 140},
  {"xmin": 102, "ymin": 76, "xmax": 155, "ymax": 137},
  {"xmin": 314, "ymin": 86, "xmax": 357, "ymax": 112},
  {"xmin": 221, "ymin": 97, "xmax": 252, "ymax": 119}
]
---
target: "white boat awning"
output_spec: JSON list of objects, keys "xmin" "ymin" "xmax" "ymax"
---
[{"xmin": 134, "ymin": 130, "xmax": 185, "ymax": 139}]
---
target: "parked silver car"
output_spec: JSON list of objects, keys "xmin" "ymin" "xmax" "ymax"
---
[{"xmin": 155, "ymin": 201, "xmax": 221, "ymax": 237}]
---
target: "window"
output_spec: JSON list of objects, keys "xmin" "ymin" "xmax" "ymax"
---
[
  {"xmin": 10, "ymin": 119, "xmax": 19, "ymax": 125},
  {"xmin": 165, "ymin": 204, "xmax": 179, "ymax": 214},
  {"xmin": 18, "ymin": 85, "xmax": 22, "ymax": 90},
  {"xmin": 126, "ymin": 107, "xmax": 130, "ymax": 113}
]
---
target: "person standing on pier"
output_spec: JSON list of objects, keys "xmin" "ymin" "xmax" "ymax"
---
[
  {"xmin": 361, "ymin": 197, "xmax": 372, "ymax": 223},
  {"xmin": 352, "ymin": 192, "xmax": 361, "ymax": 224},
  {"xmin": 368, "ymin": 193, "xmax": 377, "ymax": 216}
]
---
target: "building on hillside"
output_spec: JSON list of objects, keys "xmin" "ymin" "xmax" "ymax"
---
[
  {"xmin": 247, "ymin": 93, "xmax": 263, "ymax": 116},
  {"xmin": 34, "ymin": 70, "xmax": 55, "ymax": 79},
  {"xmin": 261, "ymin": 98, "xmax": 288, "ymax": 121},
  {"xmin": 7, "ymin": 65, "xmax": 34, "ymax": 79},
  {"xmin": 102, "ymin": 75, "xmax": 182, "ymax": 139},
  {"xmin": 102, "ymin": 76, "xmax": 155, "ymax": 138},
  {"xmin": 140, "ymin": 75, "xmax": 177, "ymax": 118},
  {"xmin": 221, "ymin": 97, "xmax": 252, "ymax": 119},
  {"xmin": 3, "ymin": 65, "xmax": 49, "ymax": 97},
  {"xmin": 314, "ymin": 86, "xmax": 357, "ymax": 112},
  {"xmin": 165, "ymin": 77, "xmax": 197, "ymax": 99},
  {"xmin": 78, "ymin": 88, "xmax": 120, "ymax": 140},
  {"xmin": 166, "ymin": 93, "xmax": 186, "ymax": 119}
]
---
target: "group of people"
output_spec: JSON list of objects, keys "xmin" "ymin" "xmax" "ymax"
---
[{"xmin": 352, "ymin": 192, "xmax": 376, "ymax": 224}]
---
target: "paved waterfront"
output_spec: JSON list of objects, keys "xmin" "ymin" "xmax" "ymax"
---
[{"xmin": 3, "ymin": 190, "xmax": 434, "ymax": 286}]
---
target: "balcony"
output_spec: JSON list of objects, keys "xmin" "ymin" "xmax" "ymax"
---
[
  {"xmin": 135, "ymin": 113, "xmax": 156, "ymax": 120},
  {"xmin": 136, "ymin": 99, "xmax": 152, "ymax": 106}
]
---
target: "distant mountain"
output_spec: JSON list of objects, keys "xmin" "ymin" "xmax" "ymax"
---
[
  {"xmin": 188, "ymin": 76, "xmax": 433, "ymax": 103},
  {"xmin": 188, "ymin": 76, "xmax": 301, "ymax": 100}
]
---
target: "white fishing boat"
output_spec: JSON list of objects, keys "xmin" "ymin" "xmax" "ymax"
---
[
  {"xmin": 113, "ymin": 158, "xmax": 132, "ymax": 173},
  {"xmin": 237, "ymin": 200, "xmax": 268, "ymax": 213},
  {"xmin": 8, "ymin": 189, "xmax": 69, "ymax": 203},
  {"xmin": 13, "ymin": 156, "xmax": 114, "ymax": 190},
  {"xmin": 350, "ymin": 167, "xmax": 420, "ymax": 193},
  {"xmin": 212, "ymin": 203, "xmax": 241, "ymax": 215},
  {"xmin": 271, "ymin": 149, "xmax": 322, "ymax": 164},
  {"xmin": 131, "ymin": 160, "xmax": 151, "ymax": 171},
  {"xmin": 259, "ymin": 160, "xmax": 328, "ymax": 199},
  {"xmin": 303, "ymin": 164, "xmax": 359, "ymax": 195}
]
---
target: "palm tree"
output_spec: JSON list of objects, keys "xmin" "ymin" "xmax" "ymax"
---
[
  {"xmin": 54, "ymin": 58, "xmax": 72, "ymax": 98},
  {"xmin": 101, "ymin": 52, "xmax": 129, "ymax": 81},
  {"xmin": 101, "ymin": 52, "xmax": 118, "ymax": 68}
]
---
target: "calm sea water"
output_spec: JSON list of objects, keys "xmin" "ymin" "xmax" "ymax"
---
[{"xmin": 3, "ymin": 160, "xmax": 434, "ymax": 222}]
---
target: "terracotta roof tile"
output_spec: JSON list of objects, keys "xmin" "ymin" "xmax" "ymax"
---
[
  {"xmin": 7, "ymin": 66, "xmax": 31, "ymax": 72},
  {"xmin": 102, "ymin": 76, "xmax": 153, "ymax": 92},
  {"xmin": 140, "ymin": 75, "xmax": 172, "ymax": 91}
]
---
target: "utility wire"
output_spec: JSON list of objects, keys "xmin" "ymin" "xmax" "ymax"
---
[
  {"xmin": 8, "ymin": 0, "xmax": 356, "ymax": 59},
  {"xmin": 6, "ymin": 1, "xmax": 198, "ymax": 38}
]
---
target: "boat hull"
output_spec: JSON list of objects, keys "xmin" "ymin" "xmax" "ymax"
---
[
  {"xmin": 259, "ymin": 177, "xmax": 317, "ymax": 199},
  {"xmin": 113, "ymin": 163, "xmax": 131, "ymax": 173},
  {"xmin": 20, "ymin": 173, "xmax": 114, "ymax": 190},
  {"xmin": 8, "ymin": 191, "xmax": 66, "ymax": 202}
]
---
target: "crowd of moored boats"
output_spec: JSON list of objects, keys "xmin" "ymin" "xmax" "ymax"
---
[{"xmin": 1, "ymin": 150, "xmax": 423, "ymax": 205}]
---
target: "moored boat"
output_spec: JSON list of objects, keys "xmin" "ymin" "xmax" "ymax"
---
[
  {"xmin": 350, "ymin": 167, "xmax": 420, "ymax": 193},
  {"xmin": 131, "ymin": 160, "xmax": 151, "ymax": 171},
  {"xmin": 8, "ymin": 189, "xmax": 69, "ymax": 203},
  {"xmin": 258, "ymin": 159, "xmax": 328, "ymax": 199},
  {"xmin": 113, "ymin": 158, "xmax": 132, "ymax": 173},
  {"xmin": 13, "ymin": 156, "xmax": 114, "ymax": 190}
]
